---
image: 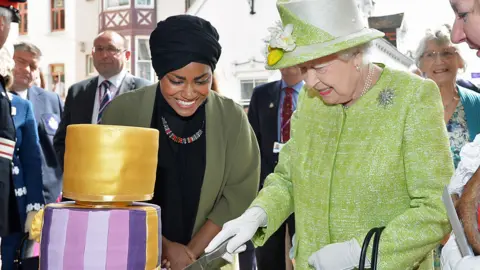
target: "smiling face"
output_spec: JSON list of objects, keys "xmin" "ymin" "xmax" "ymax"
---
[
  {"xmin": 450, "ymin": 0, "xmax": 480, "ymax": 56},
  {"xmin": 419, "ymin": 40, "xmax": 463, "ymax": 86},
  {"xmin": 159, "ymin": 62, "xmax": 212, "ymax": 117},
  {"xmin": 298, "ymin": 53, "xmax": 363, "ymax": 105}
]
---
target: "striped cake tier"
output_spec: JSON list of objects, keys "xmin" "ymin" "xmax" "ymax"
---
[{"xmin": 39, "ymin": 202, "xmax": 161, "ymax": 270}]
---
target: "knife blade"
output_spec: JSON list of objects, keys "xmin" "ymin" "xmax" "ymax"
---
[{"xmin": 183, "ymin": 236, "xmax": 234, "ymax": 270}]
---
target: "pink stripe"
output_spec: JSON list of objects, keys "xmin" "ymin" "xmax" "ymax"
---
[
  {"xmin": 105, "ymin": 210, "xmax": 130, "ymax": 270},
  {"xmin": 63, "ymin": 210, "xmax": 89, "ymax": 269}
]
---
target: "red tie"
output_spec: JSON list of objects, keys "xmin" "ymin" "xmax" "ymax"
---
[{"xmin": 281, "ymin": 87, "xmax": 294, "ymax": 142}]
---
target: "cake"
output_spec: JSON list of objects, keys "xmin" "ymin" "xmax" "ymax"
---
[{"xmin": 30, "ymin": 124, "xmax": 161, "ymax": 270}]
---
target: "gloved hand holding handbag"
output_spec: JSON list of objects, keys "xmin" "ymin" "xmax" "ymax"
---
[{"xmin": 307, "ymin": 238, "xmax": 368, "ymax": 270}]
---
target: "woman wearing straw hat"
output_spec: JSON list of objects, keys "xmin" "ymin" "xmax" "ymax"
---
[{"xmin": 206, "ymin": 0, "xmax": 454, "ymax": 269}]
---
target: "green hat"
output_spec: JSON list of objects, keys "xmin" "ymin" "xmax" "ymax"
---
[{"xmin": 264, "ymin": 0, "xmax": 385, "ymax": 70}]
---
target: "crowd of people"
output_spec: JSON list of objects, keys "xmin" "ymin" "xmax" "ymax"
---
[{"xmin": 1, "ymin": 0, "xmax": 480, "ymax": 269}]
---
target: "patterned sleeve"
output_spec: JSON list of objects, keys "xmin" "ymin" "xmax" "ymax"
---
[
  {"xmin": 357, "ymin": 79, "xmax": 453, "ymax": 269},
  {"xmin": 250, "ymin": 88, "xmax": 306, "ymax": 246},
  {"xmin": 21, "ymin": 101, "xmax": 45, "ymax": 212}
]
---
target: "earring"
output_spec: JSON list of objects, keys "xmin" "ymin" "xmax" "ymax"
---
[{"xmin": 355, "ymin": 65, "xmax": 360, "ymax": 71}]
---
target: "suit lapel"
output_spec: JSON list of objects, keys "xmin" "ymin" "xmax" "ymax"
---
[
  {"xmin": 83, "ymin": 77, "xmax": 98, "ymax": 123},
  {"xmin": 28, "ymin": 87, "xmax": 43, "ymax": 121},
  {"xmin": 268, "ymin": 81, "xmax": 282, "ymax": 141},
  {"xmin": 118, "ymin": 73, "xmax": 135, "ymax": 95}
]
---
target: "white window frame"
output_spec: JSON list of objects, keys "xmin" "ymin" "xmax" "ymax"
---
[
  {"xmin": 134, "ymin": 0, "xmax": 154, "ymax": 9},
  {"xmin": 85, "ymin": 55, "xmax": 96, "ymax": 76},
  {"xmin": 239, "ymin": 78, "xmax": 268, "ymax": 105},
  {"xmin": 124, "ymin": 35, "xmax": 132, "ymax": 74},
  {"xmin": 135, "ymin": 36, "xmax": 155, "ymax": 83},
  {"xmin": 104, "ymin": 0, "xmax": 130, "ymax": 10}
]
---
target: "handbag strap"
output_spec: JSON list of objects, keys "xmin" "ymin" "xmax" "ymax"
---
[
  {"xmin": 14, "ymin": 233, "xmax": 30, "ymax": 264},
  {"xmin": 371, "ymin": 227, "xmax": 385, "ymax": 269},
  {"xmin": 359, "ymin": 227, "xmax": 386, "ymax": 270}
]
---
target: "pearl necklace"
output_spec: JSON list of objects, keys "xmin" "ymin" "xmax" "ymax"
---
[{"xmin": 343, "ymin": 63, "xmax": 374, "ymax": 109}]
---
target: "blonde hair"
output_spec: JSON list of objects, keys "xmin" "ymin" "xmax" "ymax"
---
[{"xmin": 0, "ymin": 47, "xmax": 14, "ymax": 89}]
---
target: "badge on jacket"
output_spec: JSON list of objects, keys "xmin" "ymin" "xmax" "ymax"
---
[
  {"xmin": 11, "ymin": 106, "xmax": 16, "ymax": 116},
  {"xmin": 41, "ymin": 113, "xmax": 60, "ymax": 134},
  {"xmin": 273, "ymin": 142, "xmax": 285, "ymax": 153}
]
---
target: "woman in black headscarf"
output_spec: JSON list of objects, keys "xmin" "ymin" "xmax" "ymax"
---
[{"xmin": 101, "ymin": 15, "xmax": 260, "ymax": 270}]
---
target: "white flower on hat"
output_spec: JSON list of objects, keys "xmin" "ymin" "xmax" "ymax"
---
[
  {"xmin": 267, "ymin": 21, "xmax": 296, "ymax": 52},
  {"xmin": 264, "ymin": 21, "xmax": 296, "ymax": 66}
]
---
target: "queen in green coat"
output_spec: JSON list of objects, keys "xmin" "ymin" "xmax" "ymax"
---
[{"xmin": 206, "ymin": 0, "xmax": 454, "ymax": 269}]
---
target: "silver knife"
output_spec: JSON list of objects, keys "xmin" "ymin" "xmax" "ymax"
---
[{"xmin": 183, "ymin": 236, "xmax": 234, "ymax": 270}]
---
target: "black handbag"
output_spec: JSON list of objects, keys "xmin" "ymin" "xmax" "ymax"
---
[
  {"xmin": 13, "ymin": 233, "xmax": 39, "ymax": 270},
  {"xmin": 358, "ymin": 226, "xmax": 385, "ymax": 270}
]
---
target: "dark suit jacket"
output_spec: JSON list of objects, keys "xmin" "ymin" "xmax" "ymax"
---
[
  {"xmin": 27, "ymin": 86, "xmax": 64, "ymax": 204},
  {"xmin": 53, "ymin": 73, "xmax": 151, "ymax": 171},
  {"xmin": 247, "ymin": 80, "xmax": 282, "ymax": 189},
  {"xmin": 0, "ymin": 78, "xmax": 21, "ymax": 237}
]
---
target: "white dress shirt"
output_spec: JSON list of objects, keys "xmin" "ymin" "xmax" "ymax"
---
[
  {"xmin": 91, "ymin": 70, "xmax": 127, "ymax": 124},
  {"xmin": 15, "ymin": 89, "xmax": 28, "ymax": 100}
]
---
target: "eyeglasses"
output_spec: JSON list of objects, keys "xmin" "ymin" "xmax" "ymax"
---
[
  {"xmin": 421, "ymin": 48, "xmax": 457, "ymax": 61},
  {"xmin": 92, "ymin": 46, "xmax": 126, "ymax": 55}
]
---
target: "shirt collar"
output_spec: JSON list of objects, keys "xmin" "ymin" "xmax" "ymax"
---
[
  {"xmin": 281, "ymin": 80, "xmax": 304, "ymax": 94},
  {"xmin": 98, "ymin": 70, "xmax": 127, "ymax": 89}
]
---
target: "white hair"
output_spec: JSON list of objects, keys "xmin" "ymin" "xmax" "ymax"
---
[
  {"xmin": 414, "ymin": 24, "xmax": 466, "ymax": 69},
  {"xmin": 337, "ymin": 41, "xmax": 373, "ymax": 65},
  {"xmin": 0, "ymin": 6, "xmax": 12, "ymax": 24}
]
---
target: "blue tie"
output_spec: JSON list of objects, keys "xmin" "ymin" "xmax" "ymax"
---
[{"xmin": 97, "ymin": 80, "xmax": 112, "ymax": 123}]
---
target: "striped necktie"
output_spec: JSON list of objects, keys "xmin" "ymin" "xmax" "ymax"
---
[
  {"xmin": 281, "ymin": 87, "xmax": 294, "ymax": 142},
  {"xmin": 97, "ymin": 80, "xmax": 112, "ymax": 124}
]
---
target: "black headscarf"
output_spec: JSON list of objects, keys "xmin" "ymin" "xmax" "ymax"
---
[
  {"xmin": 149, "ymin": 15, "xmax": 221, "ymax": 245},
  {"xmin": 149, "ymin": 15, "xmax": 222, "ymax": 80}
]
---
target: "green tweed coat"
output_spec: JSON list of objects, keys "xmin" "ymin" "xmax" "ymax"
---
[{"xmin": 251, "ymin": 66, "xmax": 454, "ymax": 270}]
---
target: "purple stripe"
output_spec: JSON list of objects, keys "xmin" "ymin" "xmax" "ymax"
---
[
  {"xmin": 127, "ymin": 210, "xmax": 146, "ymax": 270},
  {"xmin": 40, "ymin": 208, "xmax": 53, "ymax": 270},
  {"xmin": 63, "ymin": 210, "xmax": 90, "ymax": 269},
  {"xmin": 105, "ymin": 210, "xmax": 130, "ymax": 270}
]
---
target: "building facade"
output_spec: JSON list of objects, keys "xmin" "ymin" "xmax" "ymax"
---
[
  {"xmin": 13, "ymin": 0, "xmax": 99, "ymax": 93},
  {"xmin": 8, "ymin": 0, "xmax": 414, "ymax": 103}
]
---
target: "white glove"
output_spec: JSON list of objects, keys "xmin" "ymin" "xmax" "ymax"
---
[
  {"xmin": 25, "ymin": 211, "xmax": 38, "ymax": 233},
  {"xmin": 308, "ymin": 238, "xmax": 367, "ymax": 270},
  {"xmin": 441, "ymin": 234, "xmax": 480, "ymax": 270},
  {"xmin": 205, "ymin": 207, "xmax": 267, "ymax": 254}
]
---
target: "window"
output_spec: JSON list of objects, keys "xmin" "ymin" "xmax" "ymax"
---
[
  {"xmin": 240, "ymin": 79, "xmax": 267, "ymax": 104},
  {"xmin": 135, "ymin": 0, "xmax": 153, "ymax": 8},
  {"xmin": 18, "ymin": 3, "xmax": 27, "ymax": 35},
  {"xmin": 50, "ymin": 64, "xmax": 66, "ymax": 98},
  {"xmin": 105, "ymin": 0, "xmax": 130, "ymax": 9},
  {"xmin": 51, "ymin": 0, "xmax": 65, "ymax": 31},
  {"xmin": 135, "ymin": 37, "xmax": 154, "ymax": 82},
  {"xmin": 124, "ymin": 36, "xmax": 132, "ymax": 74},
  {"xmin": 86, "ymin": 55, "xmax": 95, "ymax": 76},
  {"xmin": 185, "ymin": 0, "xmax": 196, "ymax": 11}
]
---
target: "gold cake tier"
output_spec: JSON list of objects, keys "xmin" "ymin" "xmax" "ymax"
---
[{"xmin": 63, "ymin": 124, "xmax": 159, "ymax": 202}]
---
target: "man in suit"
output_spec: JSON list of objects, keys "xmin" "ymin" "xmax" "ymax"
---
[
  {"xmin": 54, "ymin": 30, "xmax": 152, "ymax": 170},
  {"xmin": 0, "ymin": 0, "xmax": 27, "ymax": 238},
  {"xmin": 246, "ymin": 67, "xmax": 304, "ymax": 270},
  {"xmin": 10, "ymin": 42, "xmax": 64, "ymax": 204}
]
